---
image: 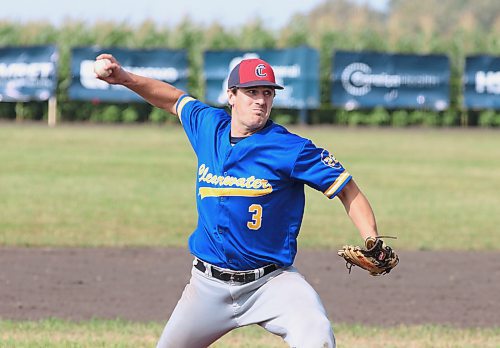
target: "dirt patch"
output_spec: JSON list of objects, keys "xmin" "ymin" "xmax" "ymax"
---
[{"xmin": 0, "ymin": 247, "xmax": 499, "ymax": 328}]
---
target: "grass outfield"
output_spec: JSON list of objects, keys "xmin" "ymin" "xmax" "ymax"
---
[
  {"xmin": 1, "ymin": 319, "xmax": 499, "ymax": 347},
  {"xmin": 0, "ymin": 124, "xmax": 499, "ymax": 250}
]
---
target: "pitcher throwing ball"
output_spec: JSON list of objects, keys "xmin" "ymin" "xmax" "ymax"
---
[{"xmin": 95, "ymin": 54, "xmax": 398, "ymax": 347}]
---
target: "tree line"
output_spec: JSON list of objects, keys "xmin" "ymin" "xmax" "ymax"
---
[{"xmin": 0, "ymin": 0, "xmax": 499, "ymax": 126}]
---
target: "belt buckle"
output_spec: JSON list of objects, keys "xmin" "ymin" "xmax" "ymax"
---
[{"xmin": 220, "ymin": 271, "xmax": 236, "ymax": 283}]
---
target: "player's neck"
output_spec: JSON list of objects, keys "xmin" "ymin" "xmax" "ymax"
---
[
  {"xmin": 230, "ymin": 123, "xmax": 260, "ymax": 138},
  {"xmin": 230, "ymin": 119, "xmax": 272, "ymax": 138}
]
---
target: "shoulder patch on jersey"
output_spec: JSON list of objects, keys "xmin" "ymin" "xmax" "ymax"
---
[{"xmin": 321, "ymin": 149, "xmax": 341, "ymax": 169}]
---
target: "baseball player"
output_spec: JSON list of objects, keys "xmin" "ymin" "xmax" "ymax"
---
[{"xmin": 96, "ymin": 54, "xmax": 382, "ymax": 348}]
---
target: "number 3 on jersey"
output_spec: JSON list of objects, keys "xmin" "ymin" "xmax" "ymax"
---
[{"xmin": 247, "ymin": 204, "xmax": 263, "ymax": 230}]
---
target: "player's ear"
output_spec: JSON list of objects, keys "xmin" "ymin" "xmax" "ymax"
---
[{"xmin": 227, "ymin": 88, "xmax": 236, "ymax": 107}]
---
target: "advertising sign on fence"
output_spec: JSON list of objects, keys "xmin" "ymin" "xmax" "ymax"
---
[
  {"xmin": 69, "ymin": 47, "xmax": 188, "ymax": 102},
  {"xmin": 204, "ymin": 47, "xmax": 320, "ymax": 109},
  {"xmin": 331, "ymin": 51, "xmax": 450, "ymax": 110},
  {"xmin": 464, "ymin": 55, "xmax": 500, "ymax": 110},
  {"xmin": 0, "ymin": 46, "xmax": 58, "ymax": 102}
]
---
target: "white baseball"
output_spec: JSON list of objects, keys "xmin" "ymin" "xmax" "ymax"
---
[{"xmin": 94, "ymin": 58, "xmax": 112, "ymax": 78}]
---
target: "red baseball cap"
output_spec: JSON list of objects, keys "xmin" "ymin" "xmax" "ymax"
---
[{"xmin": 227, "ymin": 58, "xmax": 284, "ymax": 89}]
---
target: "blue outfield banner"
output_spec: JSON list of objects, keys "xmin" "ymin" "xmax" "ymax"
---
[
  {"xmin": 204, "ymin": 47, "xmax": 319, "ymax": 109},
  {"xmin": 464, "ymin": 55, "xmax": 500, "ymax": 110},
  {"xmin": 331, "ymin": 51, "xmax": 450, "ymax": 110},
  {"xmin": 69, "ymin": 47, "xmax": 188, "ymax": 102},
  {"xmin": 0, "ymin": 46, "xmax": 58, "ymax": 102}
]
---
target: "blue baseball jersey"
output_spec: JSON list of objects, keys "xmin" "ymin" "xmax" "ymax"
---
[{"xmin": 176, "ymin": 95, "xmax": 352, "ymax": 271}]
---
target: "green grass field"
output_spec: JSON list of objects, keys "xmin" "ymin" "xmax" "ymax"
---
[
  {"xmin": 1, "ymin": 319, "xmax": 499, "ymax": 348},
  {"xmin": 1, "ymin": 124, "xmax": 499, "ymax": 347},
  {"xmin": 1, "ymin": 124, "xmax": 499, "ymax": 250}
]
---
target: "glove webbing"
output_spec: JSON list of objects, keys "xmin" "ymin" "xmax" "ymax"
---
[{"xmin": 343, "ymin": 236, "xmax": 397, "ymax": 275}]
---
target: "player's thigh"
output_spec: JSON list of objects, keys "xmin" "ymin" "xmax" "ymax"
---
[
  {"xmin": 156, "ymin": 271, "xmax": 236, "ymax": 348},
  {"xmin": 253, "ymin": 268, "xmax": 334, "ymax": 346},
  {"xmin": 262, "ymin": 267, "xmax": 328, "ymax": 315}
]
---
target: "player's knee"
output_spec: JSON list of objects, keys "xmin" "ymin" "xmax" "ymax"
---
[{"xmin": 288, "ymin": 315, "xmax": 335, "ymax": 347}]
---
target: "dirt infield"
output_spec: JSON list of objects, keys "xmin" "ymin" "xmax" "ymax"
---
[{"xmin": 0, "ymin": 247, "xmax": 499, "ymax": 328}]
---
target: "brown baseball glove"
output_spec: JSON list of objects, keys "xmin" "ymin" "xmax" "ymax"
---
[{"xmin": 338, "ymin": 236, "xmax": 399, "ymax": 276}]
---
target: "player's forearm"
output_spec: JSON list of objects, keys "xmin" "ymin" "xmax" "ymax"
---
[
  {"xmin": 122, "ymin": 72, "xmax": 184, "ymax": 115},
  {"xmin": 346, "ymin": 194, "xmax": 378, "ymax": 240},
  {"xmin": 338, "ymin": 180, "xmax": 378, "ymax": 240}
]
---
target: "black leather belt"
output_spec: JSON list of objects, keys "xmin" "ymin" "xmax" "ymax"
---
[{"xmin": 194, "ymin": 258, "xmax": 279, "ymax": 284}]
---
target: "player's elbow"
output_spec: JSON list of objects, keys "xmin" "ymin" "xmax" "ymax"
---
[{"xmin": 337, "ymin": 180, "xmax": 357, "ymax": 203}]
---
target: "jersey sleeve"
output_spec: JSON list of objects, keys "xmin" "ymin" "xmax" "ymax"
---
[
  {"xmin": 291, "ymin": 140, "xmax": 352, "ymax": 199},
  {"xmin": 175, "ymin": 94, "xmax": 220, "ymax": 152}
]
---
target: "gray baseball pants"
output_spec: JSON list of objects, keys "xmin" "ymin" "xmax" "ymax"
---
[{"xmin": 156, "ymin": 262, "xmax": 335, "ymax": 348}]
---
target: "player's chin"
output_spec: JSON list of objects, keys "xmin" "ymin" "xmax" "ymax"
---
[
  {"xmin": 251, "ymin": 110, "xmax": 268, "ymax": 121},
  {"xmin": 249, "ymin": 114, "xmax": 268, "ymax": 128}
]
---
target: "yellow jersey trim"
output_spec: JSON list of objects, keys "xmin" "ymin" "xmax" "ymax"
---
[
  {"xmin": 324, "ymin": 171, "xmax": 351, "ymax": 198},
  {"xmin": 176, "ymin": 96, "xmax": 196, "ymax": 122},
  {"xmin": 199, "ymin": 187, "xmax": 273, "ymax": 199}
]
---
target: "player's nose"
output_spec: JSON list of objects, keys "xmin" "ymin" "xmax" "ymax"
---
[{"xmin": 254, "ymin": 93, "xmax": 266, "ymax": 104}]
